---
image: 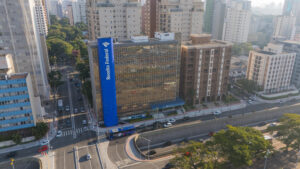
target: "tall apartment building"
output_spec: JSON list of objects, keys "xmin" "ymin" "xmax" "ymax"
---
[
  {"xmin": 222, "ymin": 0, "xmax": 251, "ymax": 43},
  {"xmin": 273, "ymin": 15, "xmax": 296, "ymax": 40},
  {"xmin": 203, "ymin": 0, "xmax": 214, "ymax": 33},
  {"xmin": 281, "ymin": 40, "xmax": 300, "ymax": 88},
  {"xmin": 156, "ymin": 0, "xmax": 204, "ymax": 41},
  {"xmin": 88, "ymin": 33, "xmax": 182, "ymax": 126},
  {"xmin": 246, "ymin": 43, "xmax": 296, "ymax": 94},
  {"xmin": 86, "ymin": 0, "xmax": 141, "ymax": 41},
  {"xmin": 180, "ymin": 34, "xmax": 232, "ymax": 104},
  {"xmin": 47, "ymin": 0, "xmax": 63, "ymax": 18},
  {"xmin": 0, "ymin": 0, "xmax": 50, "ymax": 100},
  {"xmin": 65, "ymin": 5, "xmax": 74, "ymax": 25},
  {"xmin": 72, "ymin": 0, "xmax": 87, "ymax": 24},
  {"xmin": 283, "ymin": 0, "xmax": 300, "ymax": 25},
  {"xmin": 211, "ymin": 0, "xmax": 226, "ymax": 40},
  {"xmin": 34, "ymin": 0, "xmax": 48, "ymax": 35},
  {"xmin": 142, "ymin": 0, "xmax": 157, "ymax": 38}
]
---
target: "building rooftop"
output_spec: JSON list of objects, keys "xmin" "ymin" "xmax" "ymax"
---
[
  {"xmin": 283, "ymin": 40, "xmax": 300, "ymax": 46},
  {"xmin": 182, "ymin": 40, "xmax": 232, "ymax": 48},
  {"xmin": 256, "ymin": 50, "xmax": 276, "ymax": 55},
  {"xmin": 0, "ymin": 72, "xmax": 28, "ymax": 81}
]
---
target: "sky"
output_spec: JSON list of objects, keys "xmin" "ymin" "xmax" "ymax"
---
[{"xmin": 250, "ymin": 0, "xmax": 284, "ymax": 7}]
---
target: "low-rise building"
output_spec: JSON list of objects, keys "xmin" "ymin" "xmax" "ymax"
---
[
  {"xmin": 246, "ymin": 43, "xmax": 296, "ymax": 94},
  {"xmin": 180, "ymin": 34, "xmax": 232, "ymax": 105}
]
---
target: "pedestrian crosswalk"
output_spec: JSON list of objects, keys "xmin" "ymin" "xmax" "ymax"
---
[{"xmin": 61, "ymin": 127, "xmax": 87, "ymax": 137}]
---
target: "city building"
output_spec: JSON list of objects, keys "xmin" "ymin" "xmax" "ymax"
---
[
  {"xmin": 72, "ymin": 0, "xmax": 87, "ymax": 24},
  {"xmin": 34, "ymin": 0, "xmax": 49, "ymax": 35},
  {"xmin": 156, "ymin": 0, "xmax": 204, "ymax": 41},
  {"xmin": 0, "ymin": 54, "xmax": 15, "ymax": 75},
  {"xmin": 0, "ymin": 0, "xmax": 50, "ymax": 100},
  {"xmin": 47, "ymin": 0, "xmax": 63, "ymax": 18},
  {"xmin": 88, "ymin": 33, "xmax": 183, "ymax": 126},
  {"xmin": 281, "ymin": 40, "xmax": 300, "ymax": 88},
  {"xmin": 282, "ymin": 0, "xmax": 300, "ymax": 25},
  {"xmin": 142, "ymin": 0, "xmax": 157, "ymax": 38},
  {"xmin": 222, "ymin": 0, "xmax": 251, "ymax": 43},
  {"xmin": 211, "ymin": 0, "xmax": 226, "ymax": 40},
  {"xmin": 203, "ymin": 0, "xmax": 214, "ymax": 33},
  {"xmin": 65, "ymin": 5, "xmax": 74, "ymax": 25},
  {"xmin": 86, "ymin": 0, "xmax": 142, "ymax": 41},
  {"xmin": 273, "ymin": 15, "xmax": 296, "ymax": 40},
  {"xmin": 246, "ymin": 43, "xmax": 296, "ymax": 94},
  {"xmin": 180, "ymin": 34, "xmax": 232, "ymax": 104}
]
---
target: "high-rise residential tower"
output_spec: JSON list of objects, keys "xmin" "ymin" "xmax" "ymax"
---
[
  {"xmin": 203, "ymin": 0, "xmax": 214, "ymax": 33},
  {"xmin": 86, "ymin": 0, "xmax": 142, "ymax": 41},
  {"xmin": 273, "ymin": 15, "xmax": 296, "ymax": 40},
  {"xmin": 211, "ymin": 0, "xmax": 226, "ymax": 40},
  {"xmin": 156, "ymin": 0, "xmax": 204, "ymax": 41},
  {"xmin": 222, "ymin": 0, "xmax": 251, "ymax": 43},
  {"xmin": 72, "ymin": 0, "xmax": 87, "ymax": 24},
  {"xmin": 142, "ymin": 0, "xmax": 157, "ymax": 38},
  {"xmin": 180, "ymin": 34, "xmax": 232, "ymax": 104},
  {"xmin": 34, "ymin": 0, "xmax": 49, "ymax": 35},
  {"xmin": 0, "ymin": 0, "xmax": 50, "ymax": 100}
]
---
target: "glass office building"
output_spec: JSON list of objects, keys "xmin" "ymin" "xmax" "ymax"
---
[{"xmin": 88, "ymin": 33, "xmax": 183, "ymax": 122}]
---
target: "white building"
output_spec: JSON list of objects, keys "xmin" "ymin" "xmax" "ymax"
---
[
  {"xmin": 246, "ymin": 43, "xmax": 296, "ymax": 94},
  {"xmin": 156, "ymin": 0, "xmax": 204, "ymax": 41},
  {"xmin": 273, "ymin": 15, "xmax": 296, "ymax": 40},
  {"xmin": 0, "ymin": 0, "xmax": 50, "ymax": 100},
  {"xmin": 72, "ymin": 0, "xmax": 86, "ymax": 24},
  {"xmin": 222, "ymin": 0, "xmax": 251, "ymax": 43},
  {"xmin": 86, "ymin": 0, "xmax": 141, "ymax": 41},
  {"xmin": 34, "ymin": 0, "xmax": 48, "ymax": 35}
]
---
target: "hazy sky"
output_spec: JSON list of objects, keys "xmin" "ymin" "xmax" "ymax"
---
[{"xmin": 251, "ymin": 0, "xmax": 284, "ymax": 7}]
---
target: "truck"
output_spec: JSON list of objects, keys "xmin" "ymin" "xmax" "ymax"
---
[{"xmin": 58, "ymin": 99, "xmax": 63, "ymax": 111}]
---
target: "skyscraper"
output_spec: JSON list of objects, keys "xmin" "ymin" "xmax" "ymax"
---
[
  {"xmin": 211, "ymin": 0, "xmax": 226, "ymax": 40},
  {"xmin": 0, "ymin": 0, "xmax": 50, "ymax": 100},
  {"xmin": 222, "ymin": 0, "xmax": 251, "ymax": 43},
  {"xmin": 34, "ymin": 0, "xmax": 49, "ymax": 35},
  {"xmin": 142, "ymin": 0, "xmax": 157, "ymax": 38},
  {"xmin": 156, "ymin": 0, "xmax": 204, "ymax": 41},
  {"xmin": 273, "ymin": 15, "xmax": 296, "ymax": 40},
  {"xmin": 72, "ymin": 0, "xmax": 87, "ymax": 24},
  {"xmin": 203, "ymin": 0, "xmax": 214, "ymax": 33},
  {"xmin": 86, "ymin": 0, "xmax": 142, "ymax": 41}
]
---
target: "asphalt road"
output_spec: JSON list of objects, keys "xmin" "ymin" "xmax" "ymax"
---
[{"xmin": 0, "ymin": 157, "xmax": 40, "ymax": 169}]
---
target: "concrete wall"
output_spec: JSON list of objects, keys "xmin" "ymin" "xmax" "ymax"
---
[
  {"xmin": 0, "ymin": 136, "xmax": 35, "ymax": 148},
  {"xmin": 136, "ymin": 103, "xmax": 300, "ymax": 149}
]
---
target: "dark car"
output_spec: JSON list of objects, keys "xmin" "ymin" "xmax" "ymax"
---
[
  {"xmin": 6, "ymin": 152, "xmax": 17, "ymax": 158},
  {"xmin": 163, "ymin": 163, "xmax": 174, "ymax": 169}
]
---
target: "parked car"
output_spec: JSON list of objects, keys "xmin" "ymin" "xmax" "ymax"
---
[
  {"xmin": 80, "ymin": 107, "xmax": 85, "ymax": 113},
  {"xmin": 167, "ymin": 118, "xmax": 176, "ymax": 123},
  {"xmin": 6, "ymin": 152, "xmax": 17, "ymax": 158},
  {"xmin": 164, "ymin": 122, "xmax": 173, "ymax": 128},
  {"xmin": 86, "ymin": 153, "xmax": 92, "ymax": 160},
  {"xmin": 83, "ymin": 126, "xmax": 88, "ymax": 131},
  {"xmin": 65, "ymin": 106, "xmax": 70, "ymax": 112},
  {"xmin": 40, "ymin": 139, "xmax": 49, "ymax": 146},
  {"xmin": 74, "ymin": 108, "xmax": 78, "ymax": 113},
  {"xmin": 213, "ymin": 110, "xmax": 222, "ymax": 115},
  {"xmin": 82, "ymin": 120, "xmax": 87, "ymax": 125},
  {"xmin": 269, "ymin": 122, "xmax": 277, "ymax": 127},
  {"xmin": 56, "ymin": 130, "xmax": 62, "ymax": 137}
]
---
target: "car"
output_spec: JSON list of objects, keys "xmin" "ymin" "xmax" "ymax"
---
[
  {"xmin": 248, "ymin": 100, "xmax": 252, "ymax": 104},
  {"xmin": 38, "ymin": 145, "xmax": 48, "ymax": 152},
  {"xmin": 56, "ymin": 130, "xmax": 62, "ymax": 137},
  {"xmin": 213, "ymin": 110, "xmax": 222, "ymax": 115},
  {"xmin": 82, "ymin": 120, "xmax": 87, "ymax": 125},
  {"xmin": 6, "ymin": 152, "xmax": 17, "ymax": 158},
  {"xmin": 80, "ymin": 107, "xmax": 85, "ymax": 113},
  {"xmin": 86, "ymin": 154, "xmax": 92, "ymax": 160},
  {"xmin": 167, "ymin": 118, "xmax": 176, "ymax": 123},
  {"xmin": 74, "ymin": 108, "xmax": 78, "ymax": 113},
  {"xmin": 279, "ymin": 100, "xmax": 283, "ymax": 104},
  {"xmin": 269, "ymin": 122, "xmax": 277, "ymax": 127},
  {"xmin": 40, "ymin": 139, "xmax": 49, "ymax": 146},
  {"xmin": 163, "ymin": 163, "xmax": 174, "ymax": 169},
  {"xmin": 83, "ymin": 126, "xmax": 88, "ymax": 131},
  {"xmin": 163, "ymin": 122, "xmax": 173, "ymax": 128},
  {"xmin": 65, "ymin": 106, "xmax": 70, "ymax": 112}
]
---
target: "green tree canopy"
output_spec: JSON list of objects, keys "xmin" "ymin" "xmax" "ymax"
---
[
  {"xmin": 48, "ymin": 71, "xmax": 63, "ymax": 91},
  {"xmin": 50, "ymin": 15, "xmax": 59, "ymax": 25},
  {"xmin": 47, "ymin": 29, "xmax": 66, "ymax": 40},
  {"xmin": 236, "ymin": 79, "xmax": 263, "ymax": 93},
  {"xmin": 212, "ymin": 125, "xmax": 272, "ymax": 167},
  {"xmin": 47, "ymin": 37, "xmax": 73, "ymax": 61},
  {"xmin": 268, "ymin": 113, "xmax": 300, "ymax": 151},
  {"xmin": 75, "ymin": 22, "xmax": 88, "ymax": 31},
  {"xmin": 32, "ymin": 122, "xmax": 49, "ymax": 140}
]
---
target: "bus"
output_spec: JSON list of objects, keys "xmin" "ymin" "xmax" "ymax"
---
[
  {"xmin": 58, "ymin": 99, "xmax": 63, "ymax": 111},
  {"xmin": 106, "ymin": 125, "xmax": 136, "ymax": 140}
]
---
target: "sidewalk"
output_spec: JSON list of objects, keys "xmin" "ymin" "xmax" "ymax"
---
[
  {"xmin": 37, "ymin": 151, "xmax": 55, "ymax": 169},
  {"xmin": 256, "ymin": 94, "xmax": 300, "ymax": 104},
  {"xmin": 97, "ymin": 138, "xmax": 118, "ymax": 169},
  {"xmin": 0, "ymin": 112, "xmax": 57, "ymax": 155}
]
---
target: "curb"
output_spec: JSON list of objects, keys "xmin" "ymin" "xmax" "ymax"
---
[{"xmin": 95, "ymin": 143, "xmax": 104, "ymax": 169}]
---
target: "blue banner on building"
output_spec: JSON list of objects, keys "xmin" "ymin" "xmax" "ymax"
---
[{"xmin": 97, "ymin": 38, "xmax": 118, "ymax": 127}]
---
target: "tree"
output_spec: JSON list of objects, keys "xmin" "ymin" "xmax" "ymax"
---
[
  {"xmin": 47, "ymin": 37, "xmax": 73, "ymax": 61},
  {"xmin": 48, "ymin": 71, "xmax": 63, "ymax": 91},
  {"xmin": 32, "ymin": 122, "xmax": 49, "ymax": 140},
  {"xmin": 11, "ymin": 133, "xmax": 22, "ymax": 144},
  {"xmin": 212, "ymin": 125, "xmax": 272, "ymax": 168},
  {"xmin": 47, "ymin": 29, "xmax": 66, "ymax": 40},
  {"xmin": 232, "ymin": 43, "xmax": 253, "ymax": 56},
  {"xmin": 236, "ymin": 79, "xmax": 263, "ymax": 94},
  {"xmin": 82, "ymin": 80, "xmax": 93, "ymax": 107},
  {"xmin": 171, "ymin": 141, "xmax": 220, "ymax": 169},
  {"xmin": 75, "ymin": 22, "xmax": 88, "ymax": 31},
  {"xmin": 76, "ymin": 62, "xmax": 90, "ymax": 81},
  {"xmin": 267, "ymin": 113, "xmax": 300, "ymax": 151},
  {"xmin": 59, "ymin": 17, "xmax": 70, "ymax": 26},
  {"xmin": 50, "ymin": 15, "xmax": 59, "ymax": 25}
]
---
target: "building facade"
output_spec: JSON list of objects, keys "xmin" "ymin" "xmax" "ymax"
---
[
  {"xmin": 86, "ymin": 0, "xmax": 141, "ymax": 41},
  {"xmin": 156, "ymin": 0, "xmax": 204, "ymax": 41},
  {"xmin": 88, "ymin": 33, "xmax": 182, "ymax": 123},
  {"xmin": 282, "ymin": 40, "xmax": 300, "ymax": 88},
  {"xmin": 72, "ymin": 0, "xmax": 87, "ymax": 24},
  {"xmin": 34, "ymin": 0, "xmax": 49, "ymax": 35},
  {"xmin": 203, "ymin": 0, "xmax": 214, "ymax": 33},
  {"xmin": 273, "ymin": 15, "xmax": 296, "ymax": 40},
  {"xmin": 0, "ymin": 73, "xmax": 42, "ymax": 133},
  {"xmin": 142, "ymin": 0, "xmax": 157, "ymax": 38},
  {"xmin": 65, "ymin": 5, "xmax": 74, "ymax": 25},
  {"xmin": 222, "ymin": 0, "xmax": 251, "ymax": 43},
  {"xmin": 180, "ymin": 34, "xmax": 232, "ymax": 104},
  {"xmin": 0, "ymin": 0, "xmax": 50, "ymax": 100},
  {"xmin": 246, "ymin": 43, "xmax": 296, "ymax": 94},
  {"xmin": 211, "ymin": 0, "xmax": 226, "ymax": 40}
]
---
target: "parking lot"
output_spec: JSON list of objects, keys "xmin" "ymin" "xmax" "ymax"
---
[{"xmin": 77, "ymin": 145, "xmax": 101, "ymax": 169}]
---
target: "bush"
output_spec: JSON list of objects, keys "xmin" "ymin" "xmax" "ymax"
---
[
  {"xmin": 11, "ymin": 133, "xmax": 21, "ymax": 144},
  {"xmin": 32, "ymin": 122, "xmax": 49, "ymax": 140}
]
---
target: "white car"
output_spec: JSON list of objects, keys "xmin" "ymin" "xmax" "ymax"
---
[
  {"xmin": 82, "ymin": 120, "xmax": 87, "ymax": 125},
  {"xmin": 164, "ymin": 122, "xmax": 173, "ymax": 128},
  {"xmin": 86, "ymin": 154, "xmax": 92, "ymax": 160},
  {"xmin": 83, "ymin": 126, "xmax": 88, "ymax": 131},
  {"xmin": 56, "ymin": 130, "xmax": 62, "ymax": 137},
  {"xmin": 213, "ymin": 110, "xmax": 222, "ymax": 115},
  {"xmin": 167, "ymin": 118, "xmax": 176, "ymax": 123},
  {"xmin": 40, "ymin": 139, "xmax": 49, "ymax": 146},
  {"xmin": 65, "ymin": 106, "xmax": 70, "ymax": 112}
]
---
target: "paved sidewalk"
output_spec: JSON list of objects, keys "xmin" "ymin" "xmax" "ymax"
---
[
  {"xmin": 37, "ymin": 151, "xmax": 55, "ymax": 169},
  {"xmin": 97, "ymin": 138, "xmax": 117, "ymax": 169}
]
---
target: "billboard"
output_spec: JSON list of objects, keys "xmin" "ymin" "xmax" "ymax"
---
[{"xmin": 97, "ymin": 38, "xmax": 118, "ymax": 127}]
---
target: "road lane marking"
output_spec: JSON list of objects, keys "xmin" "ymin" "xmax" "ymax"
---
[{"xmin": 64, "ymin": 150, "xmax": 65, "ymax": 169}]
